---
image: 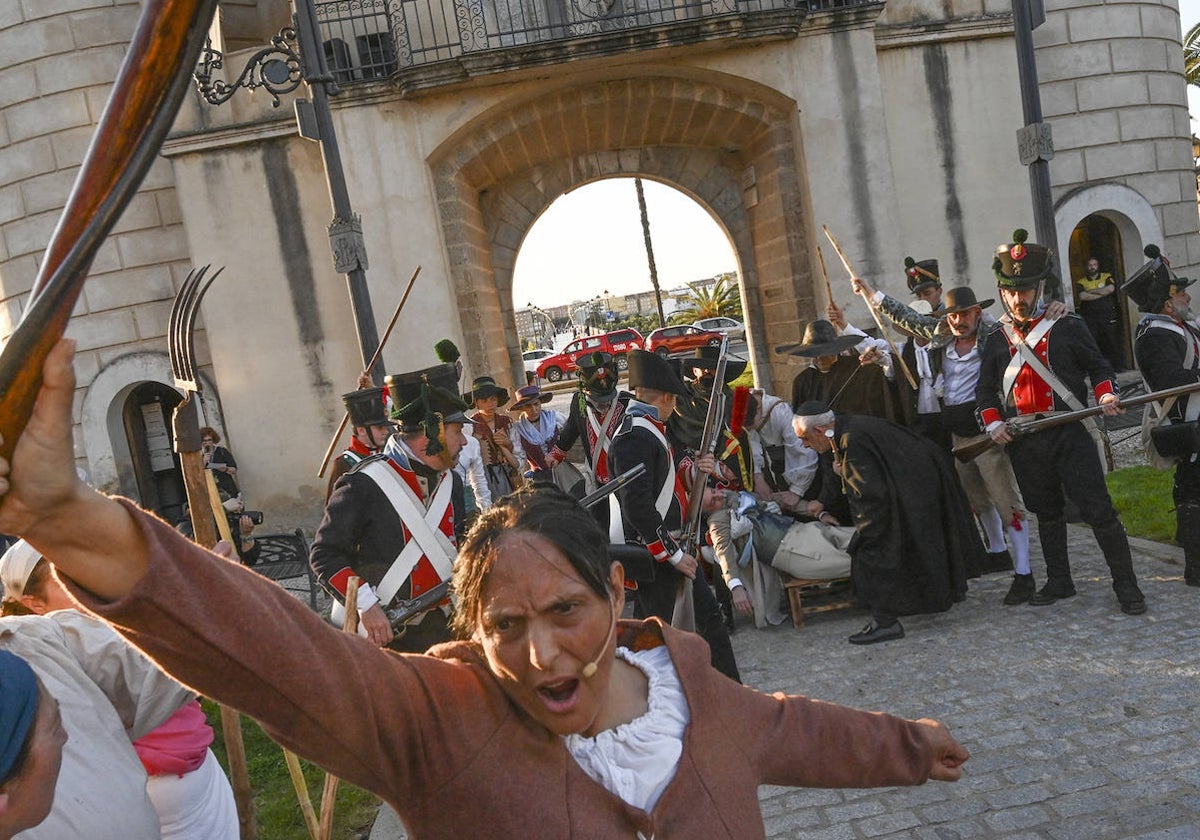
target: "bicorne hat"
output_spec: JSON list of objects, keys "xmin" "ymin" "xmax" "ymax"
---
[
  {"xmin": 342, "ymin": 387, "xmax": 391, "ymax": 429},
  {"xmin": 1122, "ymin": 244, "xmax": 1192, "ymax": 313},
  {"xmin": 775, "ymin": 320, "xmax": 862, "ymax": 357},
  {"xmin": 993, "ymin": 229, "xmax": 1056, "ymax": 290},
  {"xmin": 627, "ymin": 349, "xmax": 687, "ymax": 396},
  {"xmin": 904, "ymin": 257, "xmax": 941, "ymax": 295},
  {"xmin": 576, "ymin": 351, "xmax": 618, "ymax": 397},
  {"xmin": 468, "ymin": 376, "xmax": 509, "ymax": 406},
  {"xmin": 940, "ymin": 286, "xmax": 994, "ymax": 316},
  {"xmin": 679, "ymin": 345, "xmax": 748, "ymax": 383},
  {"xmin": 386, "ymin": 363, "xmax": 471, "ymax": 452},
  {"xmin": 510, "ymin": 384, "xmax": 554, "ymax": 411}
]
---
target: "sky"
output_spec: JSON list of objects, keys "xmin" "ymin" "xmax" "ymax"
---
[
  {"xmin": 511, "ymin": 177, "xmax": 737, "ymax": 310},
  {"xmin": 515, "ymin": 6, "xmax": 1200, "ymax": 311}
]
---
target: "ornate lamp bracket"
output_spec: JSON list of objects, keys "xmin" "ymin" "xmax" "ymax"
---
[{"xmin": 193, "ymin": 28, "xmax": 304, "ymax": 107}]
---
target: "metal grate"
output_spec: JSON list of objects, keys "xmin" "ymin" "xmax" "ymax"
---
[{"xmin": 312, "ymin": 0, "xmax": 853, "ymax": 79}]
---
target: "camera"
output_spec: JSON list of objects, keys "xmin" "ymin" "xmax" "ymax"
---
[{"xmin": 228, "ymin": 510, "xmax": 264, "ymax": 525}]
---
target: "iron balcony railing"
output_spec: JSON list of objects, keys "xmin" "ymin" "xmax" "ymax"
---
[{"xmin": 315, "ymin": 0, "xmax": 856, "ymax": 83}]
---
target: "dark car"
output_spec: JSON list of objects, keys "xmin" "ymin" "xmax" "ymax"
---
[
  {"xmin": 644, "ymin": 325, "xmax": 723, "ymax": 357},
  {"xmin": 535, "ymin": 328, "xmax": 645, "ymax": 382}
]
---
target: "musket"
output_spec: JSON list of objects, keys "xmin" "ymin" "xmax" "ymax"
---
[
  {"xmin": 0, "ymin": 0, "xmax": 220, "ymax": 465},
  {"xmin": 952, "ymin": 381, "xmax": 1200, "ymax": 462},
  {"xmin": 386, "ymin": 580, "xmax": 451, "ymax": 635},
  {"xmin": 578, "ymin": 463, "xmax": 647, "ymax": 508},
  {"xmin": 317, "ymin": 265, "xmax": 422, "ymax": 478},
  {"xmin": 821, "ymin": 226, "xmax": 919, "ymax": 391},
  {"xmin": 681, "ymin": 335, "xmax": 730, "ymax": 552}
]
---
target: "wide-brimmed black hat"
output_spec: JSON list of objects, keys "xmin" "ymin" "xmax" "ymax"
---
[
  {"xmin": 679, "ymin": 345, "xmax": 748, "ymax": 383},
  {"xmin": 905, "ymin": 257, "xmax": 941, "ymax": 295},
  {"xmin": 386, "ymin": 363, "xmax": 471, "ymax": 441},
  {"xmin": 994, "ymin": 229, "xmax": 1056, "ymax": 290},
  {"xmin": 510, "ymin": 384, "xmax": 554, "ymax": 411},
  {"xmin": 775, "ymin": 320, "xmax": 862, "ymax": 357},
  {"xmin": 1123, "ymin": 244, "xmax": 1191, "ymax": 313},
  {"xmin": 468, "ymin": 376, "xmax": 509, "ymax": 406},
  {"xmin": 342, "ymin": 387, "xmax": 390, "ymax": 428},
  {"xmin": 627, "ymin": 349, "xmax": 687, "ymax": 395},
  {"xmin": 940, "ymin": 286, "xmax": 993, "ymax": 316}
]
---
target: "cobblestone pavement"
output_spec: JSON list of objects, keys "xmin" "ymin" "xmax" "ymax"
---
[
  {"xmin": 370, "ymin": 524, "xmax": 1200, "ymax": 840},
  {"xmin": 743, "ymin": 525, "xmax": 1200, "ymax": 840}
]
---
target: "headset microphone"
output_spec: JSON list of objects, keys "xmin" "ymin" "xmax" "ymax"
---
[{"xmin": 580, "ymin": 593, "xmax": 618, "ymax": 679}]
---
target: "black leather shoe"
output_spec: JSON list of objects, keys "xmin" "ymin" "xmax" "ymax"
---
[
  {"xmin": 849, "ymin": 620, "xmax": 905, "ymax": 645},
  {"xmin": 1028, "ymin": 582, "xmax": 1076, "ymax": 606},
  {"xmin": 1003, "ymin": 573, "xmax": 1036, "ymax": 605},
  {"xmin": 1120, "ymin": 598, "xmax": 1147, "ymax": 615}
]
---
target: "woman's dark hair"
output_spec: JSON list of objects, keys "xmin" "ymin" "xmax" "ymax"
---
[
  {"xmin": 451, "ymin": 486, "xmax": 611, "ymax": 638},
  {"xmin": 0, "ymin": 558, "xmax": 50, "ymax": 617},
  {"xmin": 199, "ymin": 426, "xmax": 221, "ymax": 444}
]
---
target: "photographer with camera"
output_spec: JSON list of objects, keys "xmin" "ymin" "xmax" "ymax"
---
[
  {"xmin": 199, "ymin": 426, "xmax": 239, "ymax": 500},
  {"xmin": 175, "ymin": 498, "xmax": 263, "ymax": 567}
]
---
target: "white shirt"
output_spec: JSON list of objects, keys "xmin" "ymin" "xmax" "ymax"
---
[
  {"xmin": 563, "ymin": 645, "xmax": 689, "ymax": 812},
  {"xmin": 454, "ymin": 424, "xmax": 491, "ymax": 511},
  {"xmin": 838, "ymin": 322, "xmax": 895, "ymax": 379},
  {"xmin": 942, "ymin": 338, "xmax": 982, "ymax": 407},
  {"xmin": 750, "ymin": 393, "xmax": 818, "ymax": 496}
]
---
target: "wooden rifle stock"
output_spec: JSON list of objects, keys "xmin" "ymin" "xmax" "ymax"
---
[
  {"xmin": 0, "ymin": 0, "xmax": 219, "ymax": 464},
  {"xmin": 951, "ymin": 381, "xmax": 1200, "ymax": 462}
]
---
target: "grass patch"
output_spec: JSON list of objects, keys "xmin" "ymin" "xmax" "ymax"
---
[
  {"xmin": 1106, "ymin": 464, "xmax": 1176, "ymax": 543},
  {"xmin": 203, "ymin": 699, "xmax": 380, "ymax": 840}
]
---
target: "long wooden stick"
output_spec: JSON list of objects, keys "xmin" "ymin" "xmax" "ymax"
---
[
  {"xmin": 317, "ymin": 266, "xmax": 422, "ymax": 478},
  {"xmin": 316, "ymin": 577, "xmax": 359, "ymax": 840},
  {"xmin": 283, "ymin": 751, "xmax": 321, "ymax": 840},
  {"xmin": 816, "ymin": 245, "xmax": 835, "ymax": 306},
  {"xmin": 821, "ymin": 226, "xmax": 919, "ymax": 390}
]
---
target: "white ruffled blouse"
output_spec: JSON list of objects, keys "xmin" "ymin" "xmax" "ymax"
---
[{"xmin": 563, "ymin": 645, "xmax": 690, "ymax": 812}]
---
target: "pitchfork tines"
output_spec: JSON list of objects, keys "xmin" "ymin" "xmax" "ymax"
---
[{"xmin": 168, "ymin": 265, "xmax": 224, "ymax": 393}]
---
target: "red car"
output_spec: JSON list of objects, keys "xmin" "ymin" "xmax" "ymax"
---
[
  {"xmin": 644, "ymin": 325, "xmax": 723, "ymax": 357},
  {"xmin": 536, "ymin": 328, "xmax": 644, "ymax": 382}
]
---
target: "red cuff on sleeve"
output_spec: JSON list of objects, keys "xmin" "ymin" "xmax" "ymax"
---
[
  {"xmin": 979, "ymin": 407, "xmax": 1002, "ymax": 427},
  {"xmin": 1094, "ymin": 379, "xmax": 1115, "ymax": 400},
  {"xmin": 328, "ymin": 567, "xmax": 356, "ymax": 597},
  {"xmin": 646, "ymin": 539, "xmax": 670, "ymax": 562}
]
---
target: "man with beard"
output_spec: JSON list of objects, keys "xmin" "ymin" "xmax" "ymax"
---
[
  {"xmin": 852, "ymin": 276, "xmax": 1037, "ymax": 603},
  {"xmin": 977, "ymin": 229, "xmax": 1146, "ymax": 615},
  {"xmin": 1125, "ymin": 244, "xmax": 1200, "ymax": 587},
  {"xmin": 1074, "ymin": 256, "xmax": 1124, "ymax": 370},
  {"xmin": 310, "ymin": 362, "xmax": 469, "ymax": 650},
  {"xmin": 793, "ymin": 402, "xmax": 976, "ymax": 644}
]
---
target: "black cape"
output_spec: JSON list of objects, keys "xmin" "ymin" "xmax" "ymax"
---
[
  {"xmin": 791, "ymin": 356, "xmax": 901, "ymax": 422},
  {"xmin": 834, "ymin": 414, "xmax": 978, "ymax": 616}
]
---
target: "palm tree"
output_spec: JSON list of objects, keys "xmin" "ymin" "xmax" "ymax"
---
[
  {"xmin": 672, "ymin": 274, "xmax": 742, "ymax": 323},
  {"xmin": 1186, "ymin": 22, "xmax": 1200, "ymax": 88}
]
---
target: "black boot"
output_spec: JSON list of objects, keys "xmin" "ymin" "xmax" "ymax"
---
[
  {"xmin": 1176, "ymin": 503, "xmax": 1200, "ymax": 587},
  {"xmin": 1003, "ymin": 573, "xmax": 1036, "ymax": 605},
  {"xmin": 1094, "ymin": 519, "xmax": 1146, "ymax": 614},
  {"xmin": 1028, "ymin": 516, "xmax": 1076, "ymax": 605}
]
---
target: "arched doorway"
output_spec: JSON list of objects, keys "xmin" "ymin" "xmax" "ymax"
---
[
  {"xmin": 121, "ymin": 382, "xmax": 187, "ymax": 524},
  {"xmin": 1068, "ymin": 214, "xmax": 1131, "ymax": 371}
]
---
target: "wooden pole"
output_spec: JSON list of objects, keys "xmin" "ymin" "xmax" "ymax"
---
[
  {"xmin": 821, "ymin": 226, "xmax": 919, "ymax": 391},
  {"xmin": 283, "ymin": 751, "xmax": 321, "ymax": 840},
  {"xmin": 318, "ymin": 266, "xmax": 422, "ymax": 478},
  {"xmin": 816, "ymin": 246, "xmax": 835, "ymax": 307},
  {"xmin": 317, "ymin": 577, "xmax": 359, "ymax": 840}
]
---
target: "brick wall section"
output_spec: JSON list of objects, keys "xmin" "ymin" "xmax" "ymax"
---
[{"xmin": 431, "ymin": 73, "xmax": 817, "ymax": 395}]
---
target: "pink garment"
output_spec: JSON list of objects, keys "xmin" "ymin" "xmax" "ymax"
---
[{"xmin": 134, "ymin": 699, "xmax": 213, "ymax": 777}]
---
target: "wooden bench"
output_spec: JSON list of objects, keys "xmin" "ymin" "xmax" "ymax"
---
[
  {"xmin": 780, "ymin": 574, "xmax": 854, "ymax": 629},
  {"xmin": 251, "ymin": 528, "xmax": 319, "ymax": 611}
]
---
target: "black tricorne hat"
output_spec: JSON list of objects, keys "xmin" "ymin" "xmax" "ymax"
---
[
  {"xmin": 576, "ymin": 351, "xmax": 618, "ymax": 397},
  {"xmin": 905, "ymin": 257, "xmax": 941, "ymax": 295},
  {"xmin": 994, "ymin": 229, "xmax": 1056, "ymax": 290},
  {"xmin": 775, "ymin": 320, "xmax": 862, "ymax": 357},
  {"xmin": 627, "ymin": 349, "xmax": 687, "ymax": 396},
  {"xmin": 1122, "ymin": 244, "xmax": 1191, "ymax": 313},
  {"xmin": 342, "ymin": 387, "xmax": 390, "ymax": 428},
  {"xmin": 679, "ymin": 345, "xmax": 748, "ymax": 383},
  {"xmin": 468, "ymin": 376, "xmax": 509, "ymax": 406},
  {"xmin": 940, "ymin": 286, "xmax": 994, "ymax": 316},
  {"xmin": 386, "ymin": 363, "xmax": 470, "ymax": 451}
]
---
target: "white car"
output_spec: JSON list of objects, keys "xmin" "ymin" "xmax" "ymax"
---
[
  {"xmin": 522, "ymin": 348, "xmax": 554, "ymax": 382},
  {"xmin": 692, "ymin": 316, "xmax": 745, "ymax": 340}
]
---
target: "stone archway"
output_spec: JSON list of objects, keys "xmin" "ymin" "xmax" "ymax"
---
[{"xmin": 429, "ymin": 68, "xmax": 817, "ymax": 395}]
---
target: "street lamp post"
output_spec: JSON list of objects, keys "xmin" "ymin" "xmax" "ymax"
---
[
  {"xmin": 192, "ymin": 0, "xmax": 384, "ymax": 381},
  {"xmin": 527, "ymin": 302, "xmax": 555, "ymax": 348}
]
